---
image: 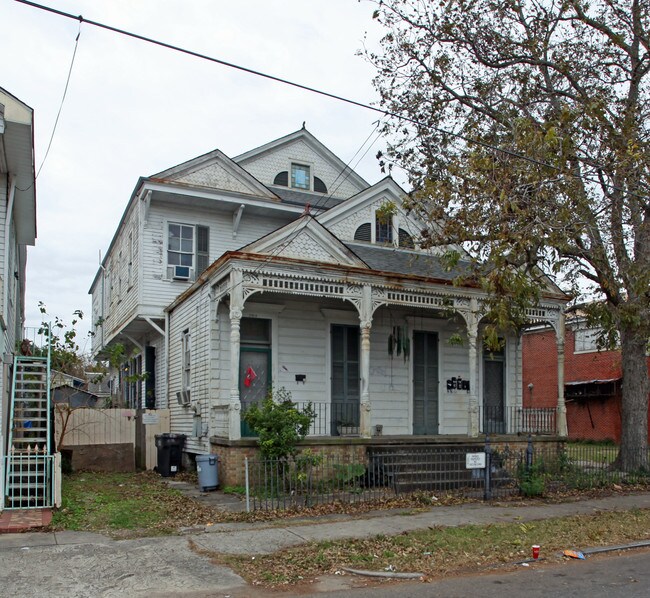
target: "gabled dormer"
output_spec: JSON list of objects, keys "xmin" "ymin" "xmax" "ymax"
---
[
  {"xmin": 233, "ymin": 127, "xmax": 369, "ymax": 202},
  {"xmin": 317, "ymin": 176, "xmax": 420, "ymax": 250}
]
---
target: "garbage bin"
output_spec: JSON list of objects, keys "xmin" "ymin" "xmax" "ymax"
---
[
  {"xmin": 196, "ymin": 454, "xmax": 218, "ymax": 491},
  {"xmin": 155, "ymin": 433, "xmax": 186, "ymax": 477}
]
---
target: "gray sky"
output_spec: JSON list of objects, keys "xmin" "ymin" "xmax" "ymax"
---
[{"xmin": 2, "ymin": 0, "xmax": 393, "ymax": 351}]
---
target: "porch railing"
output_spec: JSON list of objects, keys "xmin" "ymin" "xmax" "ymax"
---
[
  {"xmin": 480, "ymin": 406, "xmax": 556, "ymax": 435},
  {"xmin": 241, "ymin": 400, "xmax": 360, "ymax": 437}
]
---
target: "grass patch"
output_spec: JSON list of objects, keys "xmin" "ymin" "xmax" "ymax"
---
[
  {"xmin": 225, "ymin": 508, "xmax": 650, "ymax": 587},
  {"xmin": 52, "ymin": 471, "xmax": 220, "ymax": 538},
  {"xmin": 566, "ymin": 442, "xmax": 618, "ymax": 465}
]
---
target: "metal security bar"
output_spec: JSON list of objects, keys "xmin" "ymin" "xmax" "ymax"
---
[{"xmin": 4, "ymin": 448, "xmax": 55, "ymax": 509}]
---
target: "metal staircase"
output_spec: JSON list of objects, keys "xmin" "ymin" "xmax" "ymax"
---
[{"xmin": 4, "ymin": 332, "xmax": 54, "ymax": 509}]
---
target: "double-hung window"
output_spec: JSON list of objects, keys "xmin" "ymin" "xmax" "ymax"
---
[{"xmin": 167, "ymin": 223, "xmax": 209, "ymax": 281}]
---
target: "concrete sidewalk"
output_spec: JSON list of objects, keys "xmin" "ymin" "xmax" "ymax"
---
[
  {"xmin": 2, "ymin": 491, "xmax": 650, "ymax": 554},
  {"xmin": 1, "ymin": 492, "xmax": 649, "ymax": 598}
]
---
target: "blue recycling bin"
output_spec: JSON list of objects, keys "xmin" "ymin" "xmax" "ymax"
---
[{"xmin": 196, "ymin": 454, "xmax": 218, "ymax": 491}]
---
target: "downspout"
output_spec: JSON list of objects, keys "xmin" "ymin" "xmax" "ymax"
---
[{"xmin": 165, "ymin": 310, "xmax": 170, "ymax": 409}]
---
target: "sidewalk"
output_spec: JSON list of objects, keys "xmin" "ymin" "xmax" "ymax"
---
[
  {"xmin": 1, "ymin": 492, "xmax": 649, "ymax": 597},
  {"xmin": 2, "ymin": 490, "xmax": 650, "ymax": 554}
]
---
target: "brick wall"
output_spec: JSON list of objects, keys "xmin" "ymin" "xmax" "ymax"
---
[{"xmin": 523, "ymin": 327, "xmax": 649, "ymax": 441}]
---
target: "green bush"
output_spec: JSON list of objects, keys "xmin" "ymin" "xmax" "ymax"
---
[{"xmin": 242, "ymin": 388, "xmax": 316, "ymax": 460}]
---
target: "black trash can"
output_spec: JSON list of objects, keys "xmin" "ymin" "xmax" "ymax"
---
[{"xmin": 155, "ymin": 433, "xmax": 186, "ymax": 477}]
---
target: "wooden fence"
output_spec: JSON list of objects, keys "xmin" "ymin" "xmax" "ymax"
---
[{"xmin": 54, "ymin": 408, "xmax": 170, "ymax": 471}]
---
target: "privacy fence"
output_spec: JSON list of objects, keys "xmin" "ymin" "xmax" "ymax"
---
[{"xmin": 243, "ymin": 440, "xmax": 650, "ymax": 511}]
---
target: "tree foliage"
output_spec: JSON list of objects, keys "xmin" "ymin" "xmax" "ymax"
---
[{"xmin": 369, "ymin": 0, "xmax": 649, "ymax": 468}]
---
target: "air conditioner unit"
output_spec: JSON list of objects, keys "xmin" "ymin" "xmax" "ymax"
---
[
  {"xmin": 176, "ymin": 389, "xmax": 191, "ymax": 406},
  {"xmin": 172, "ymin": 265, "xmax": 191, "ymax": 281}
]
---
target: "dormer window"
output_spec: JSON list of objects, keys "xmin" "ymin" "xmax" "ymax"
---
[{"xmin": 291, "ymin": 163, "xmax": 310, "ymax": 190}]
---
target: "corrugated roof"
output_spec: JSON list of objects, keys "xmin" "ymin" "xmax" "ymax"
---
[{"xmin": 345, "ymin": 243, "xmax": 472, "ymax": 281}]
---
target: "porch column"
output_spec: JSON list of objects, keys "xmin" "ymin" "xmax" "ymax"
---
[
  {"xmin": 359, "ymin": 285, "xmax": 373, "ymax": 438},
  {"xmin": 467, "ymin": 302, "xmax": 480, "ymax": 437},
  {"xmin": 555, "ymin": 312, "xmax": 568, "ymax": 437},
  {"xmin": 228, "ymin": 270, "xmax": 244, "ymax": 441}
]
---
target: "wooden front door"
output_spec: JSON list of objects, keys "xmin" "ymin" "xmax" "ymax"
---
[{"xmin": 483, "ymin": 346, "xmax": 505, "ymax": 433}]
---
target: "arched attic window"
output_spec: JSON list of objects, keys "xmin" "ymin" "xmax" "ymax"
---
[
  {"xmin": 314, "ymin": 176, "xmax": 327, "ymax": 193},
  {"xmin": 273, "ymin": 171, "xmax": 289, "ymax": 186},
  {"xmin": 354, "ymin": 223, "xmax": 371, "ymax": 242},
  {"xmin": 398, "ymin": 228, "xmax": 415, "ymax": 249}
]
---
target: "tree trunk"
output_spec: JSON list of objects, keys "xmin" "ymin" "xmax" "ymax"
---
[{"xmin": 616, "ymin": 326, "xmax": 649, "ymax": 471}]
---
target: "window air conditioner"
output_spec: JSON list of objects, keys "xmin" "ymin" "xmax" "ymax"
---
[
  {"xmin": 173, "ymin": 265, "xmax": 191, "ymax": 281},
  {"xmin": 176, "ymin": 389, "xmax": 191, "ymax": 406}
]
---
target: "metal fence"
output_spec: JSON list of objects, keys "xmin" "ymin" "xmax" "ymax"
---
[
  {"xmin": 243, "ymin": 440, "xmax": 650, "ymax": 511},
  {"xmin": 480, "ymin": 406, "xmax": 556, "ymax": 435},
  {"xmin": 3, "ymin": 450, "xmax": 55, "ymax": 509}
]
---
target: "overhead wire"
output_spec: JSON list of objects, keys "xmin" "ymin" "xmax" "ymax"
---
[
  {"xmin": 13, "ymin": 0, "xmax": 643, "ymax": 201},
  {"xmin": 15, "ymin": 20, "xmax": 82, "ymax": 191}
]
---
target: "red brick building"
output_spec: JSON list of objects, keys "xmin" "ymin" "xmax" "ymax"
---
[{"xmin": 522, "ymin": 323, "xmax": 650, "ymax": 442}]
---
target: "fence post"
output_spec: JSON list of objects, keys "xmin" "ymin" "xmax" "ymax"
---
[
  {"xmin": 245, "ymin": 457, "xmax": 250, "ymax": 513},
  {"xmin": 526, "ymin": 434, "xmax": 534, "ymax": 472},
  {"xmin": 484, "ymin": 435, "xmax": 492, "ymax": 500}
]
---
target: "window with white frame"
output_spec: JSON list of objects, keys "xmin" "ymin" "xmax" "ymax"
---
[
  {"xmin": 182, "ymin": 329, "xmax": 191, "ymax": 392},
  {"xmin": 574, "ymin": 326, "xmax": 600, "ymax": 353},
  {"xmin": 167, "ymin": 222, "xmax": 209, "ymax": 280},
  {"xmin": 291, "ymin": 163, "xmax": 310, "ymax": 190}
]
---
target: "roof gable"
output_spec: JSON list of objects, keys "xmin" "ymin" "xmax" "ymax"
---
[
  {"xmin": 233, "ymin": 128, "xmax": 369, "ymax": 199},
  {"xmin": 241, "ymin": 215, "xmax": 368, "ymax": 268},
  {"xmin": 151, "ymin": 147, "xmax": 277, "ymax": 200}
]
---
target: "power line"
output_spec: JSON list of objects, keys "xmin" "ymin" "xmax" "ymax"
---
[
  {"xmin": 11, "ymin": 0, "xmax": 590, "ymax": 180},
  {"xmin": 15, "ymin": 21, "xmax": 82, "ymax": 191},
  {"xmin": 14, "ymin": 0, "xmax": 640, "ymax": 201}
]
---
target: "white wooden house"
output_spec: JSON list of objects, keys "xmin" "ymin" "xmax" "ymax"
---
[
  {"xmin": 90, "ymin": 127, "xmax": 568, "ymax": 465},
  {"xmin": 0, "ymin": 87, "xmax": 38, "ymax": 510}
]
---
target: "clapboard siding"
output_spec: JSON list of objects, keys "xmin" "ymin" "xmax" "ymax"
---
[
  {"xmin": 0, "ymin": 176, "xmax": 6, "ymax": 318},
  {"xmin": 140, "ymin": 201, "xmax": 293, "ymax": 315}
]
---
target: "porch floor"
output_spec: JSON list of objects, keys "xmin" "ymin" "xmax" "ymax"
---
[{"xmin": 0, "ymin": 508, "xmax": 52, "ymax": 533}]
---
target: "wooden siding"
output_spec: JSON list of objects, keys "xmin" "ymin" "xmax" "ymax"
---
[
  {"xmin": 55, "ymin": 408, "xmax": 137, "ymax": 447},
  {"xmin": 140, "ymin": 202, "xmax": 292, "ymax": 317},
  {"xmin": 237, "ymin": 139, "xmax": 362, "ymax": 199}
]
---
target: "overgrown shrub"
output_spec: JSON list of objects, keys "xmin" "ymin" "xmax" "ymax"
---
[{"xmin": 242, "ymin": 388, "xmax": 316, "ymax": 460}]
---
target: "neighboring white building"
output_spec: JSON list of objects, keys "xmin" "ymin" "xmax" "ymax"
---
[
  {"xmin": 0, "ymin": 87, "xmax": 37, "ymax": 509},
  {"xmin": 90, "ymin": 127, "xmax": 568, "ymax": 460}
]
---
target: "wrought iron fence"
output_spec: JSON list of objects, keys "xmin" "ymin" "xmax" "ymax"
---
[
  {"xmin": 480, "ymin": 406, "xmax": 556, "ymax": 435},
  {"xmin": 241, "ymin": 400, "xmax": 360, "ymax": 437},
  {"xmin": 243, "ymin": 440, "xmax": 650, "ymax": 511}
]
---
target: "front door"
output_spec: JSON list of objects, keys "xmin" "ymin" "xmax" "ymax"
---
[
  {"xmin": 413, "ymin": 331, "xmax": 439, "ymax": 435},
  {"xmin": 483, "ymin": 345, "xmax": 505, "ymax": 433},
  {"xmin": 331, "ymin": 324, "xmax": 360, "ymax": 434}
]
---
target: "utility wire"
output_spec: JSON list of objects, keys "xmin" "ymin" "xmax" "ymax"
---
[
  {"xmin": 13, "ymin": 0, "xmax": 621, "ymax": 191},
  {"xmin": 15, "ymin": 21, "xmax": 82, "ymax": 191}
]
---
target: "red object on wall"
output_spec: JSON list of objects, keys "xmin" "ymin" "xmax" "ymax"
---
[{"xmin": 522, "ymin": 326, "xmax": 650, "ymax": 442}]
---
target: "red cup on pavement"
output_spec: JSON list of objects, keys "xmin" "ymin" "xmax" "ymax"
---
[{"xmin": 532, "ymin": 545, "xmax": 540, "ymax": 560}]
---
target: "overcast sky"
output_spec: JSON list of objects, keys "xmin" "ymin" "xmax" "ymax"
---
[{"xmin": 2, "ymin": 0, "xmax": 394, "ymax": 351}]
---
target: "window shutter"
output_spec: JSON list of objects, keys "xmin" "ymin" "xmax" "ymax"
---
[
  {"xmin": 196, "ymin": 225, "xmax": 209, "ymax": 275},
  {"xmin": 273, "ymin": 171, "xmax": 289, "ymax": 186}
]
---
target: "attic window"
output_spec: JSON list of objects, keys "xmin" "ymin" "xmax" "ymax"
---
[
  {"xmin": 314, "ymin": 176, "xmax": 327, "ymax": 193},
  {"xmin": 354, "ymin": 223, "xmax": 371, "ymax": 242},
  {"xmin": 398, "ymin": 228, "xmax": 414, "ymax": 249},
  {"xmin": 291, "ymin": 163, "xmax": 310, "ymax": 190},
  {"xmin": 273, "ymin": 171, "xmax": 289, "ymax": 186}
]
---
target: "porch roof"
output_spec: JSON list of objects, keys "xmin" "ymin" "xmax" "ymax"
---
[{"xmin": 345, "ymin": 242, "xmax": 471, "ymax": 281}]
